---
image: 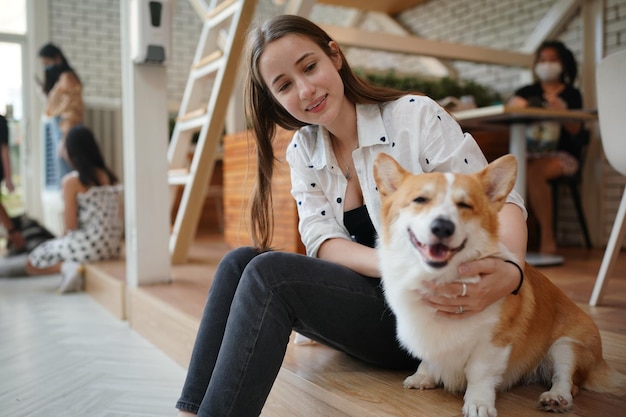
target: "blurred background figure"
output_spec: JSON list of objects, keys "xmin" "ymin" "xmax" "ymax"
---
[
  {"xmin": 38, "ymin": 42, "xmax": 84, "ymax": 187},
  {"xmin": 0, "ymin": 126, "xmax": 123, "ymax": 293},
  {"xmin": 0, "ymin": 112, "xmax": 25, "ymax": 253},
  {"xmin": 507, "ymin": 40, "xmax": 588, "ymax": 255},
  {"xmin": 26, "ymin": 126, "xmax": 123, "ymax": 293}
]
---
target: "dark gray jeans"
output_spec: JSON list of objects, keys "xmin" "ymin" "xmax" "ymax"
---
[{"xmin": 175, "ymin": 247, "xmax": 418, "ymax": 416}]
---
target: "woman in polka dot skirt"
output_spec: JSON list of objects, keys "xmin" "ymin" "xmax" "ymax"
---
[
  {"xmin": 175, "ymin": 15, "xmax": 528, "ymax": 417},
  {"xmin": 26, "ymin": 126, "xmax": 123, "ymax": 293}
]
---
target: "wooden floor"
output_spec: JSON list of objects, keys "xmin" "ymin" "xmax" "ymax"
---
[
  {"xmin": 81, "ymin": 232, "xmax": 626, "ymax": 417},
  {"xmin": 0, "ymin": 274, "xmax": 186, "ymax": 417}
]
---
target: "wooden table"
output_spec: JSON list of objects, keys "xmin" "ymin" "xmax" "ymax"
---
[
  {"xmin": 453, "ymin": 105, "xmax": 597, "ymax": 198},
  {"xmin": 453, "ymin": 105, "xmax": 597, "ymax": 266}
]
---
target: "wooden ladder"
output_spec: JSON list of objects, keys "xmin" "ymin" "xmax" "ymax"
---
[{"xmin": 168, "ymin": 0, "xmax": 256, "ymax": 263}]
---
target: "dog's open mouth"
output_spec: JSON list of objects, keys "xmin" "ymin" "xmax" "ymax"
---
[{"xmin": 408, "ymin": 229, "xmax": 466, "ymax": 268}]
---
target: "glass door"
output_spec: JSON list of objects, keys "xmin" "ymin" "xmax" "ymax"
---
[{"xmin": 0, "ymin": 0, "xmax": 26, "ymax": 218}]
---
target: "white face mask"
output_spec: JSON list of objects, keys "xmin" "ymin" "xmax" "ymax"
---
[{"xmin": 535, "ymin": 62, "xmax": 563, "ymax": 82}]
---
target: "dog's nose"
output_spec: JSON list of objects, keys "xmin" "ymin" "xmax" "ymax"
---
[{"xmin": 431, "ymin": 218, "xmax": 455, "ymax": 238}]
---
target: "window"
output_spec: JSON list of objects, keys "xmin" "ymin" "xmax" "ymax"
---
[
  {"xmin": 0, "ymin": 42, "xmax": 22, "ymax": 118},
  {"xmin": 0, "ymin": 0, "xmax": 26, "ymax": 34}
]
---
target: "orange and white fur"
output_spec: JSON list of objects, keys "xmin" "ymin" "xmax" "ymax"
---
[{"xmin": 374, "ymin": 153, "xmax": 625, "ymax": 417}]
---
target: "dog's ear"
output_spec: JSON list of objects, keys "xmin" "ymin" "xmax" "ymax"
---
[
  {"xmin": 374, "ymin": 153, "xmax": 409, "ymax": 197},
  {"xmin": 478, "ymin": 154, "xmax": 518, "ymax": 209}
]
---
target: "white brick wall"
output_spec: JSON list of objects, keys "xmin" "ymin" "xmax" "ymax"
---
[
  {"xmin": 396, "ymin": 0, "xmax": 577, "ymax": 97},
  {"xmin": 48, "ymin": 0, "xmax": 202, "ymax": 105},
  {"xmin": 607, "ymin": 0, "xmax": 626, "ymax": 52},
  {"xmin": 45, "ymin": 0, "xmax": 626, "ymax": 105},
  {"xmin": 46, "ymin": 0, "xmax": 285, "ymax": 105},
  {"xmin": 49, "ymin": 0, "xmax": 123, "ymax": 100}
]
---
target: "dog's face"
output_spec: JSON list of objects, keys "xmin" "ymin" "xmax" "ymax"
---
[{"xmin": 374, "ymin": 154, "xmax": 517, "ymax": 279}]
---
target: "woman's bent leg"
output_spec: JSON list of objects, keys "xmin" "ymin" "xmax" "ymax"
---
[
  {"xmin": 176, "ymin": 247, "xmax": 260, "ymax": 414},
  {"xmin": 197, "ymin": 251, "xmax": 416, "ymax": 417}
]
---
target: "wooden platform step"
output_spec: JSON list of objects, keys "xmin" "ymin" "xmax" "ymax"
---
[{"xmin": 85, "ymin": 260, "xmax": 127, "ymax": 320}]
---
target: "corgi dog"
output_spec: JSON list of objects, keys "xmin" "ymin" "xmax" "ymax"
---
[{"xmin": 373, "ymin": 153, "xmax": 625, "ymax": 417}]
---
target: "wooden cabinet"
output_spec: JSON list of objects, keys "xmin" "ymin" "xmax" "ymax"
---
[{"xmin": 223, "ymin": 128, "xmax": 305, "ymax": 254}]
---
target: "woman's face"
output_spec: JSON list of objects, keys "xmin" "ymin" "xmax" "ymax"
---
[
  {"xmin": 535, "ymin": 47, "xmax": 563, "ymax": 82},
  {"xmin": 258, "ymin": 34, "xmax": 345, "ymax": 128},
  {"xmin": 537, "ymin": 47, "xmax": 560, "ymax": 65}
]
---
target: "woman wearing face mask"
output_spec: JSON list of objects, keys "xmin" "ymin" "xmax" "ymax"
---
[
  {"xmin": 38, "ymin": 43, "xmax": 84, "ymax": 187},
  {"xmin": 507, "ymin": 40, "xmax": 586, "ymax": 255}
]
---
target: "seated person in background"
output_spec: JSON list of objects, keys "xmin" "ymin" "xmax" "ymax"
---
[
  {"xmin": 507, "ymin": 40, "xmax": 587, "ymax": 255},
  {"xmin": 0, "ymin": 113, "xmax": 25, "ymax": 253},
  {"xmin": 25, "ymin": 126, "xmax": 124, "ymax": 293}
]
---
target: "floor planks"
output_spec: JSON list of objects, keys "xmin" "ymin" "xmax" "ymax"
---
[
  {"xmin": 2, "ymin": 233, "xmax": 625, "ymax": 417},
  {"xmin": 0, "ymin": 275, "xmax": 186, "ymax": 417},
  {"xmin": 126, "ymin": 235, "xmax": 626, "ymax": 417}
]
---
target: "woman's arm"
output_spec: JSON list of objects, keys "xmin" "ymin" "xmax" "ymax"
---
[
  {"xmin": 1, "ymin": 143, "xmax": 14, "ymax": 192},
  {"xmin": 318, "ymin": 238, "xmax": 380, "ymax": 278},
  {"xmin": 62, "ymin": 174, "xmax": 80, "ymax": 234},
  {"xmin": 507, "ymin": 96, "xmax": 528, "ymax": 108}
]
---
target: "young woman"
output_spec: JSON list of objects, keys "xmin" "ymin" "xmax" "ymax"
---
[
  {"xmin": 507, "ymin": 40, "xmax": 586, "ymax": 254},
  {"xmin": 25, "ymin": 126, "xmax": 124, "ymax": 293},
  {"xmin": 38, "ymin": 43, "xmax": 84, "ymax": 185},
  {"xmin": 176, "ymin": 15, "xmax": 528, "ymax": 417}
]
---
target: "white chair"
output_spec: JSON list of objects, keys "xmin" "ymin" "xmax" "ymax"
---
[{"xmin": 589, "ymin": 49, "xmax": 626, "ymax": 306}]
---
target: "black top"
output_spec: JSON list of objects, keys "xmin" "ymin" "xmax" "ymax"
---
[
  {"xmin": 513, "ymin": 83, "xmax": 587, "ymax": 160},
  {"xmin": 343, "ymin": 205, "xmax": 378, "ymax": 248}
]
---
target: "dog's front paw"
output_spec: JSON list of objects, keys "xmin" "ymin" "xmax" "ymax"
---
[
  {"xmin": 462, "ymin": 401, "xmax": 497, "ymax": 417},
  {"xmin": 403, "ymin": 372, "xmax": 436, "ymax": 390},
  {"xmin": 538, "ymin": 390, "xmax": 573, "ymax": 412}
]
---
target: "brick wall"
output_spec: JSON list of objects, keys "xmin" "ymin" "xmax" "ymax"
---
[
  {"xmin": 48, "ymin": 0, "xmax": 123, "ymax": 100},
  {"xmin": 607, "ymin": 0, "xmax": 626, "ymax": 53},
  {"xmin": 46, "ymin": 0, "xmax": 626, "ymax": 106},
  {"xmin": 394, "ymin": 0, "xmax": 622, "ymax": 98},
  {"xmin": 47, "ymin": 0, "xmax": 202, "ymax": 105}
]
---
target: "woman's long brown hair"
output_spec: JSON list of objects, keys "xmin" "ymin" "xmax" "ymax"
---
[{"xmin": 244, "ymin": 14, "xmax": 410, "ymax": 251}]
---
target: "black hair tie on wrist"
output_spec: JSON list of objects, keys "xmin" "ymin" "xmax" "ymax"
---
[{"xmin": 505, "ymin": 260, "xmax": 524, "ymax": 295}]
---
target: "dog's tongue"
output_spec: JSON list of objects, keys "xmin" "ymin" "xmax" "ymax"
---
[{"xmin": 427, "ymin": 243, "xmax": 450, "ymax": 261}]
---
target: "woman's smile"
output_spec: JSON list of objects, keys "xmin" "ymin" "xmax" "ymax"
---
[{"xmin": 306, "ymin": 94, "xmax": 328, "ymax": 113}]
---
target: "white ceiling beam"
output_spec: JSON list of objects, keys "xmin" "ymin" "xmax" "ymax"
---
[
  {"xmin": 367, "ymin": 12, "xmax": 452, "ymax": 76},
  {"xmin": 321, "ymin": 24, "xmax": 534, "ymax": 67},
  {"xmin": 521, "ymin": 0, "xmax": 581, "ymax": 53},
  {"xmin": 188, "ymin": 0, "xmax": 212, "ymax": 18},
  {"xmin": 367, "ymin": 11, "xmax": 411, "ymax": 35}
]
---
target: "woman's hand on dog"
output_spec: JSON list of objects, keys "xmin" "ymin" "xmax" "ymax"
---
[{"xmin": 420, "ymin": 258, "xmax": 520, "ymax": 319}]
